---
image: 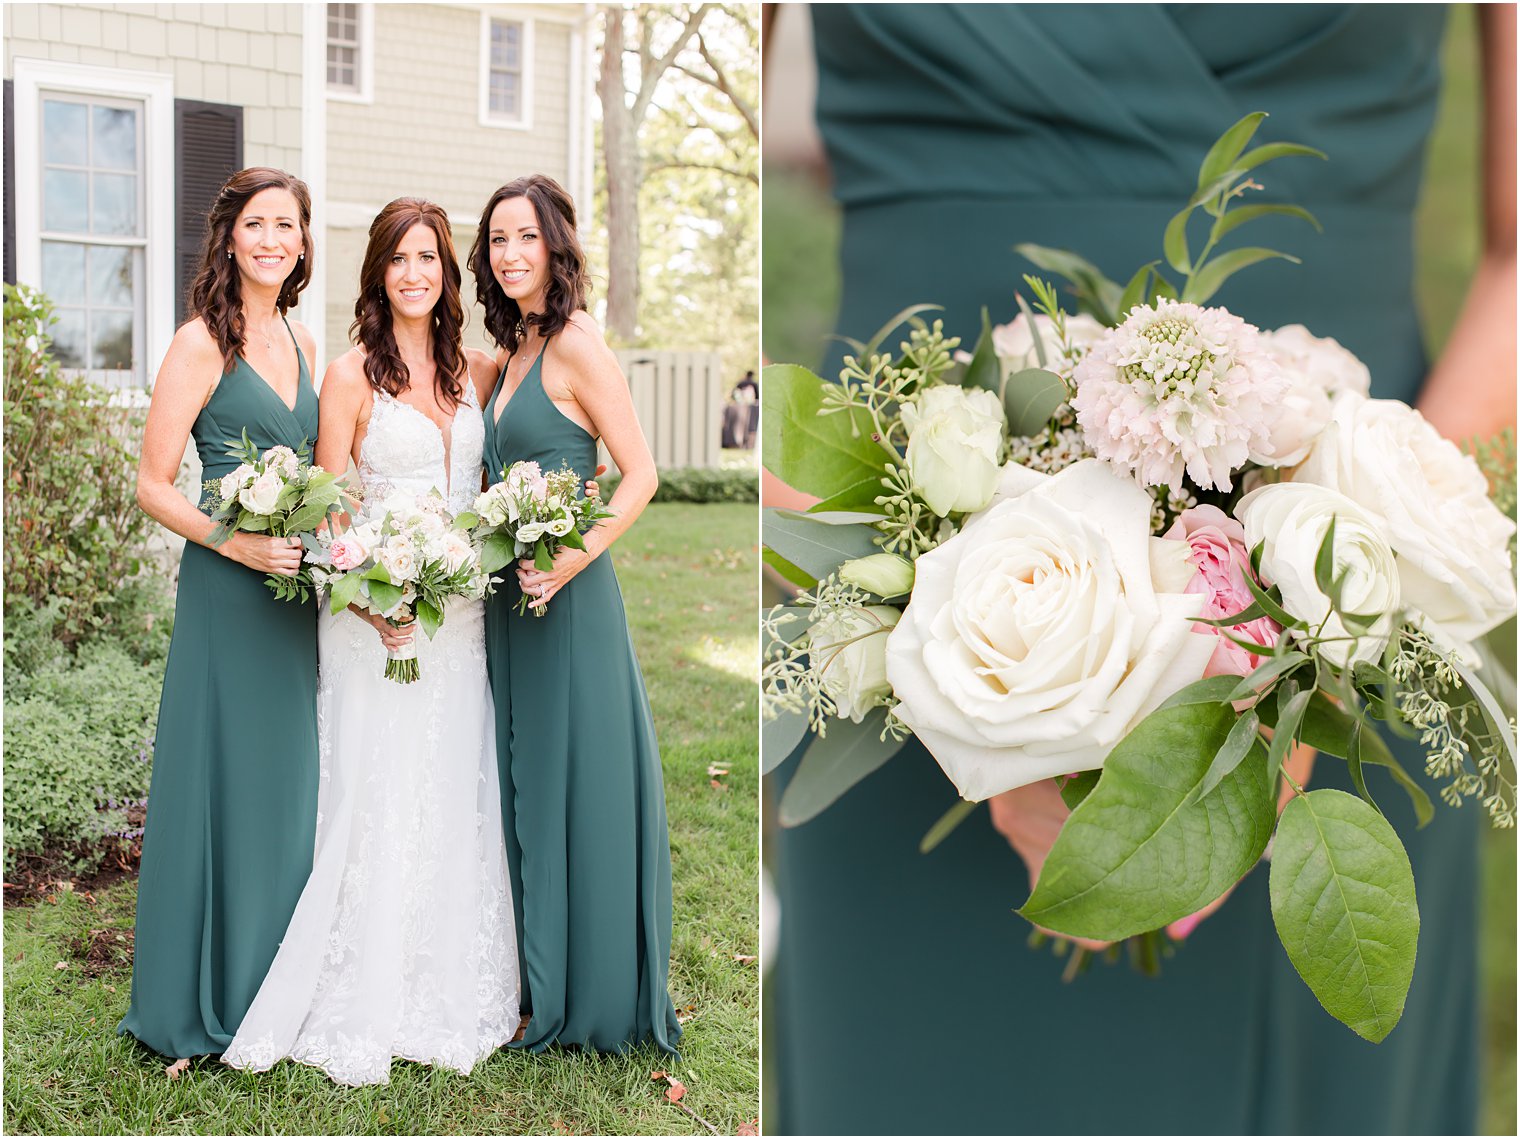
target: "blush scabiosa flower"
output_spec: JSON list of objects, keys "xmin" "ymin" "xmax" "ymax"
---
[{"xmin": 1073, "ymin": 299, "xmax": 1287, "ymax": 493}]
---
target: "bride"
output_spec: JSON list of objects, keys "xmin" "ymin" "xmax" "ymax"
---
[{"xmin": 222, "ymin": 198, "xmax": 521, "ymax": 1085}]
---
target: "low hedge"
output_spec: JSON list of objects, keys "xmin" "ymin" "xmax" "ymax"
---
[{"xmin": 602, "ymin": 466, "xmax": 759, "ymax": 504}]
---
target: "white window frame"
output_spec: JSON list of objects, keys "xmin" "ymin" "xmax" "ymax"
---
[
  {"xmin": 13, "ymin": 57, "xmax": 175, "ymax": 388},
  {"xmin": 324, "ymin": 2, "xmax": 374, "ymax": 105},
  {"xmin": 478, "ymin": 9, "xmax": 534, "ymax": 131}
]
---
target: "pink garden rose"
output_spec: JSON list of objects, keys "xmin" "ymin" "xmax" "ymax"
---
[
  {"xmin": 1163, "ymin": 505, "xmax": 1281, "ymax": 678},
  {"xmin": 329, "ymin": 535, "xmax": 368, "ymax": 572}
]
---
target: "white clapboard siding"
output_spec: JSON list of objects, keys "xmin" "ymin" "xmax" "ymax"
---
[{"xmin": 611, "ymin": 350, "xmax": 725, "ymax": 472}]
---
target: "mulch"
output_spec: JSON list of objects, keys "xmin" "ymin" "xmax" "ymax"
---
[{"xmin": 4, "ymin": 803, "xmax": 145, "ymax": 908}]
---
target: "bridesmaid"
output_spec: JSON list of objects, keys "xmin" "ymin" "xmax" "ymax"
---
[
  {"xmin": 120, "ymin": 167, "xmax": 321, "ymax": 1075},
  {"xmin": 471, "ymin": 174, "xmax": 682, "ymax": 1055}
]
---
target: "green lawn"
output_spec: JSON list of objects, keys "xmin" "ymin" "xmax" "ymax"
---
[{"xmin": 2, "ymin": 501, "xmax": 759, "ymax": 1136}]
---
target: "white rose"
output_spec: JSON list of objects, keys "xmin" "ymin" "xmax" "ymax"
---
[
  {"xmin": 221, "ymin": 463, "xmax": 256, "ymax": 501},
  {"xmin": 379, "ymin": 491, "xmax": 419, "ymax": 523},
  {"xmin": 1261, "ymin": 324, "xmax": 1372, "ymax": 398},
  {"xmin": 1291, "ymin": 391, "xmax": 1516, "ymax": 645},
  {"xmin": 809, "ymin": 605, "xmax": 900, "ymax": 723},
  {"xmin": 885, "ymin": 459, "xmax": 1216, "ymax": 801},
  {"xmin": 1236, "ymin": 481, "xmax": 1400, "ymax": 669},
  {"xmin": 900, "ymin": 384, "xmax": 1006, "ymax": 517},
  {"xmin": 238, "ymin": 470, "xmax": 282, "ymax": 515},
  {"xmin": 377, "ymin": 538, "xmax": 418, "ymax": 583},
  {"xmin": 442, "ymin": 531, "xmax": 476, "ymax": 573},
  {"xmin": 262, "ymin": 445, "xmax": 300, "ymax": 478},
  {"xmin": 475, "ymin": 486, "xmax": 512, "ymax": 527}
]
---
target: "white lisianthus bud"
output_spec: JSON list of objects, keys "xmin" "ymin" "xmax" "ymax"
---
[
  {"xmin": 810, "ymin": 605, "xmax": 900, "ymax": 722},
  {"xmin": 900, "ymin": 384, "xmax": 1006, "ymax": 516},
  {"xmin": 838, "ymin": 552, "xmax": 915, "ymax": 598}
]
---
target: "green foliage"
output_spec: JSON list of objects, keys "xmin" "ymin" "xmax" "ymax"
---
[
  {"xmin": 3, "ymin": 637, "xmax": 163, "ymax": 875},
  {"xmin": 3, "ymin": 284, "xmax": 156, "ymax": 644},
  {"xmin": 776, "ymin": 706, "xmax": 898, "ymax": 827},
  {"xmin": 1269, "ymin": 789, "xmax": 1420, "ymax": 1043},
  {"xmin": 761, "ymin": 363, "xmax": 884, "ymax": 508},
  {"xmin": 599, "ymin": 466, "xmax": 758, "ymax": 504},
  {"xmin": 1020, "ymin": 700, "xmax": 1275, "ymax": 940}
]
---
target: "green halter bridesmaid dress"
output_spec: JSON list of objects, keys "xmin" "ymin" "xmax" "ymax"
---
[
  {"xmin": 483, "ymin": 344, "xmax": 681, "ymax": 1056},
  {"xmin": 771, "ymin": 5, "xmax": 1484, "ymax": 1133},
  {"xmin": 119, "ymin": 319, "xmax": 320, "ymax": 1059}
]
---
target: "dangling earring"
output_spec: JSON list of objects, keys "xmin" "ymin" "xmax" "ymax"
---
[
  {"xmin": 227, "ymin": 251, "xmax": 233, "ymax": 259},
  {"xmin": 299, "ymin": 252, "xmax": 304, "ymax": 260}
]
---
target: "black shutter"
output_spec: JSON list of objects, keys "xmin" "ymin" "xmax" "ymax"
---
[
  {"xmin": 174, "ymin": 99, "xmax": 243, "ymax": 325},
  {"xmin": 4, "ymin": 80, "xmax": 16, "ymax": 286}
]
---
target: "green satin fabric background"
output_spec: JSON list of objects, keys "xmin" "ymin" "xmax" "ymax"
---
[
  {"xmin": 119, "ymin": 348, "xmax": 320, "ymax": 1058},
  {"xmin": 483, "ymin": 350, "xmax": 682, "ymax": 1056},
  {"xmin": 771, "ymin": 5, "xmax": 1481, "ymax": 1134}
]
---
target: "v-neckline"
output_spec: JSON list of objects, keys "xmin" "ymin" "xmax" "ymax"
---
[
  {"xmin": 239, "ymin": 318, "xmax": 305, "ymax": 414},
  {"xmin": 490, "ymin": 341, "xmax": 549, "ymax": 429},
  {"xmin": 383, "ymin": 392, "xmax": 463, "ymax": 496}
]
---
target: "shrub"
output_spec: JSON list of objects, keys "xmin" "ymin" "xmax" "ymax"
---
[
  {"xmin": 4, "ymin": 283, "xmax": 155, "ymax": 644},
  {"xmin": 3, "ymin": 637, "xmax": 162, "ymax": 876},
  {"xmin": 602, "ymin": 466, "xmax": 759, "ymax": 504}
]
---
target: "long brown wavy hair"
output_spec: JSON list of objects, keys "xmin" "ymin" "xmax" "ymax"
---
[
  {"xmin": 348, "ymin": 198, "xmax": 467, "ymax": 409},
  {"xmin": 186, "ymin": 167, "xmax": 313, "ymax": 374},
  {"xmin": 467, "ymin": 174, "xmax": 589, "ymax": 354}
]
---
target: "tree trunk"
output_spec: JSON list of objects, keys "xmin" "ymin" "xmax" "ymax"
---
[{"xmin": 598, "ymin": 4, "xmax": 640, "ymax": 344}]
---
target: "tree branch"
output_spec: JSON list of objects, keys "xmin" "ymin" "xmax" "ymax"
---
[
  {"xmin": 632, "ymin": 3, "xmax": 713, "ymax": 122},
  {"xmin": 693, "ymin": 30, "xmax": 757, "ymax": 139},
  {"xmin": 645, "ymin": 159, "xmax": 758, "ymax": 185}
]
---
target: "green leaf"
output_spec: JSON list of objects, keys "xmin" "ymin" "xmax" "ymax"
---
[
  {"xmin": 241, "ymin": 514, "xmax": 270, "ymax": 533},
  {"xmin": 762, "ymin": 546, "xmax": 816, "ymax": 590},
  {"xmin": 534, "ymin": 539, "xmax": 553, "ymax": 572},
  {"xmin": 453, "ymin": 511, "xmax": 480, "ymax": 530},
  {"xmin": 1001, "ymin": 368, "xmax": 1067, "ymax": 436},
  {"xmin": 1197, "ymin": 112, "xmax": 1268, "ymax": 190},
  {"xmin": 1242, "ymin": 572, "xmax": 1304, "ymax": 630},
  {"xmin": 1212, "ymin": 203, "xmax": 1322, "ymax": 242},
  {"xmin": 859, "ymin": 303, "xmax": 944, "ymax": 360},
  {"xmin": 777, "ymin": 707, "xmax": 902, "ymax": 826},
  {"xmin": 1313, "ymin": 515, "xmax": 1338, "ymax": 599},
  {"xmin": 1119, "ymin": 262, "xmax": 1162, "ymax": 320},
  {"xmin": 761, "ymin": 363, "xmax": 888, "ymax": 510},
  {"xmin": 1018, "ymin": 701, "xmax": 1274, "ymax": 940},
  {"xmin": 1233, "ymin": 141, "xmax": 1328, "ymax": 176},
  {"xmin": 919, "ymin": 798, "xmax": 978, "ymax": 854},
  {"xmin": 798, "ymin": 509, "xmax": 889, "ymax": 525},
  {"xmin": 329, "ymin": 572, "xmax": 363, "ymax": 615},
  {"xmin": 762, "ymin": 708, "xmax": 810, "ymax": 775},
  {"xmin": 1268, "ymin": 682, "xmax": 1312, "ymax": 777},
  {"xmin": 1059, "ymin": 769, "xmax": 1101, "ymax": 811},
  {"xmin": 284, "ymin": 499, "xmax": 331, "ymax": 536},
  {"xmin": 1183, "ymin": 708, "xmax": 1262, "ymax": 807},
  {"xmin": 1014, "ymin": 244, "xmax": 1122, "ymax": 326},
  {"xmin": 362, "ymin": 564, "xmax": 394, "ymax": 584},
  {"xmin": 961, "ymin": 308, "xmax": 1001, "ymax": 396},
  {"xmin": 1345, "ymin": 718, "xmax": 1380, "ymax": 814},
  {"xmin": 764, "ymin": 509, "xmax": 882, "ymax": 582},
  {"xmin": 561, "ymin": 528, "xmax": 587, "ymax": 552},
  {"xmin": 1450, "ymin": 652, "xmax": 1518, "ymax": 769},
  {"xmin": 1164, "ymin": 206, "xmax": 1193, "ymax": 275},
  {"xmin": 1184, "ymin": 247, "xmax": 1301, "ymax": 306},
  {"xmin": 415, "ymin": 598, "xmax": 442, "ymax": 639},
  {"xmin": 480, "ymin": 532, "xmax": 514, "ymax": 575},
  {"xmin": 1269, "ymin": 789, "xmax": 1419, "ymax": 1042},
  {"xmin": 1291, "ymin": 692, "xmax": 1434, "ymax": 827},
  {"xmin": 1149, "ymin": 273, "xmax": 1178, "ymax": 302},
  {"xmin": 1159, "ymin": 675, "xmax": 1243, "ymax": 710},
  {"xmin": 1012, "ymin": 293, "xmax": 1049, "ymax": 369},
  {"xmin": 366, "ymin": 578, "xmax": 403, "ymax": 614},
  {"xmin": 1226, "ymin": 650, "xmax": 1310, "ymax": 703}
]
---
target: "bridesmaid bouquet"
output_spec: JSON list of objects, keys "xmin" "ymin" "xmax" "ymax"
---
[
  {"xmin": 307, "ymin": 490, "xmax": 489, "ymax": 683},
  {"xmin": 467, "ymin": 460, "xmax": 614, "ymax": 616},
  {"xmin": 202, "ymin": 430, "xmax": 346, "ymax": 602},
  {"xmin": 762, "ymin": 113, "xmax": 1517, "ymax": 1042}
]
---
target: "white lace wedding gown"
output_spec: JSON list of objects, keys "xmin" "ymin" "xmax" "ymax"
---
[{"xmin": 223, "ymin": 381, "xmax": 520, "ymax": 1086}]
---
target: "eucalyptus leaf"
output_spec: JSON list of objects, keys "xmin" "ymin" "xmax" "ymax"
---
[
  {"xmin": 762, "ymin": 708, "xmax": 810, "ymax": 775},
  {"xmin": 1184, "ymin": 248, "xmax": 1301, "ymax": 306},
  {"xmin": 1268, "ymin": 683, "xmax": 1312, "ymax": 777},
  {"xmin": 1002, "ymin": 368, "xmax": 1067, "ymax": 436},
  {"xmin": 761, "ymin": 363, "xmax": 886, "ymax": 510},
  {"xmin": 764, "ymin": 509, "xmax": 882, "ymax": 582},
  {"xmin": 1197, "ymin": 111, "xmax": 1267, "ymax": 189},
  {"xmin": 762, "ymin": 546, "xmax": 816, "ymax": 591},
  {"xmin": 1451, "ymin": 651, "xmax": 1518, "ymax": 767},
  {"xmin": 1012, "ymin": 293, "xmax": 1049, "ymax": 369},
  {"xmin": 799, "ymin": 510, "xmax": 889, "ymax": 525},
  {"xmin": 962, "ymin": 308, "xmax": 1001, "ymax": 396},
  {"xmin": 778, "ymin": 707, "xmax": 902, "ymax": 826},
  {"xmin": 1019, "ymin": 700, "xmax": 1274, "ymax": 940},
  {"xmin": 1269, "ymin": 789, "xmax": 1418, "ymax": 1043}
]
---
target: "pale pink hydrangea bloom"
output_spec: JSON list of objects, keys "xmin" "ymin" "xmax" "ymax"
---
[
  {"xmin": 1073, "ymin": 299, "xmax": 1287, "ymax": 492},
  {"xmin": 1163, "ymin": 505, "xmax": 1281, "ymax": 678}
]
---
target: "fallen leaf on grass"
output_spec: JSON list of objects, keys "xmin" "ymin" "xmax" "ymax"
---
[
  {"xmin": 732, "ymin": 954, "xmax": 758, "ymax": 966},
  {"xmin": 376, "ymin": 1108, "xmax": 389, "ymax": 1125},
  {"xmin": 11, "ymin": 952, "xmax": 21, "ymax": 962},
  {"xmin": 551, "ymin": 1121, "xmax": 572, "ymax": 1135},
  {"xmin": 665, "ymin": 1079, "xmax": 687, "ymax": 1104},
  {"xmin": 54, "ymin": 961, "xmax": 68, "ymax": 971},
  {"xmin": 737, "ymin": 1121, "xmax": 759, "ymax": 1136}
]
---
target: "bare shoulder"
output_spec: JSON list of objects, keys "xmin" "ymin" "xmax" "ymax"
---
[
  {"xmin": 321, "ymin": 348, "xmax": 372, "ymax": 399},
  {"xmin": 553, "ymin": 311, "xmax": 619, "ymax": 374},
  {"xmin": 286, "ymin": 318, "xmax": 319, "ymax": 366},
  {"xmin": 465, "ymin": 347, "xmax": 501, "ymax": 401},
  {"xmin": 167, "ymin": 316, "xmax": 224, "ymax": 367}
]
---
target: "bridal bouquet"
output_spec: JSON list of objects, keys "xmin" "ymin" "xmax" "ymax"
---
[
  {"xmin": 308, "ymin": 490, "xmax": 488, "ymax": 683},
  {"xmin": 469, "ymin": 460, "xmax": 614, "ymax": 616},
  {"xmin": 202, "ymin": 430, "xmax": 346, "ymax": 601},
  {"xmin": 761, "ymin": 113, "xmax": 1517, "ymax": 1043}
]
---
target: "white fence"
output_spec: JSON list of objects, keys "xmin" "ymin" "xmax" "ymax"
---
[{"xmin": 612, "ymin": 350, "xmax": 726, "ymax": 472}]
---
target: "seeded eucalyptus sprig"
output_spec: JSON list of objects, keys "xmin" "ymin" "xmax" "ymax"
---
[{"xmin": 1017, "ymin": 112, "xmax": 1326, "ymax": 325}]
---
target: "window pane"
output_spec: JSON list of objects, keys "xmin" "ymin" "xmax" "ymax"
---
[
  {"xmin": 43, "ymin": 169, "xmax": 88, "ymax": 232},
  {"xmin": 92, "ymin": 172, "xmax": 138, "ymax": 235},
  {"xmin": 91, "ymin": 309, "xmax": 135, "ymax": 371},
  {"xmin": 43, "ymin": 100, "xmax": 88, "ymax": 166},
  {"xmin": 88, "ymin": 245, "xmax": 134, "ymax": 308},
  {"xmin": 41, "ymin": 242, "xmax": 88, "ymax": 305},
  {"xmin": 91, "ymin": 105, "xmax": 137, "ymax": 170},
  {"xmin": 51, "ymin": 308, "xmax": 87, "ymax": 368},
  {"xmin": 492, "ymin": 75, "xmax": 519, "ymax": 116}
]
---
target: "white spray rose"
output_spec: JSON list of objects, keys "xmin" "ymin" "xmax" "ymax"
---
[
  {"xmin": 900, "ymin": 384, "xmax": 1006, "ymax": 517},
  {"xmin": 442, "ymin": 531, "xmax": 476, "ymax": 574},
  {"xmin": 238, "ymin": 470, "xmax": 283, "ymax": 514},
  {"xmin": 377, "ymin": 537, "xmax": 419, "ymax": 584},
  {"xmin": 810, "ymin": 605, "xmax": 900, "ymax": 723},
  {"xmin": 1236, "ymin": 482, "xmax": 1400, "ymax": 669},
  {"xmin": 1289, "ymin": 391, "xmax": 1516, "ymax": 646},
  {"xmin": 1261, "ymin": 324, "xmax": 1372, "ymax": 398},
  {"xmin": 884, "ymin": 459, "xmax": 1215, "ymax": 801},
  {"xmin": 221, "ymin": 463, "xmax": 256, "ymax": 501}
]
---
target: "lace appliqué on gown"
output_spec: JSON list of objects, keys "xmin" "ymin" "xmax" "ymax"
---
[{"xmin": 222, "ymin": 381, "xmax": 519, "ymax": 1086}]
